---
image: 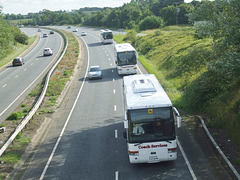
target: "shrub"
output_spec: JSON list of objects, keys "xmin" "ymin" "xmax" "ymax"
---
[
  {"xmin": 7, "ymin": 112, "xmax": 23, "ymax": 120},
  {"xmin": 14, "ymin": 33, "xmax": 28, "ymax": 45},
  {"xmin": 16, "ymin": 132, "xmax": 22, "ymax": 139},
  {"xmin": 0, "ymin": 123, "xmax": 4, "ymax": 128},
  {"xmin": 139, "ymin": 16, "xmax": 164, "ymax": 31}
]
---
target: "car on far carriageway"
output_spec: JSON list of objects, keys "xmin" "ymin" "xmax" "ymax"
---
[
  {"xmin": 73, "ymin": 29, "xmax": 78, "ymax": 32},
  {"xmin": 12, "ymin": 57, "xmax": 25, "ymax": 66},
  {"xmin": 43, "ymin": 48, "xmax": 53, "ymax": 56},
  {"xmin": 81, "ymin": 31, "xmax": 87, "ymax": 36},
  {"xmin": 88, "ymin": 66, "xmax": 102, "ymax": 80}
]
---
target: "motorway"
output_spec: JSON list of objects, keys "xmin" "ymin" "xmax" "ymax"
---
[
  {"xmin": 0, "ymin": 28, "xmax": 64, "ymax": 123},
  {"xmin": 13, "ymin": 27, "xmax": 234, "ymax": 180}
]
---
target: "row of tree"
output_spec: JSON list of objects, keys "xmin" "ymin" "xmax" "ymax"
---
[{"xmin": 3, "ymin": 0, "xmax": 199, "ymax": 30}]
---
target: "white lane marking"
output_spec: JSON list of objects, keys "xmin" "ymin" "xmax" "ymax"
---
[
  {"xmin": 110, "ymin": 63, "xmax": 112, "ymax": 66},
  {"xmin": 138, "ymin": 65, "xmax": 143, "ymax": 74},
  {"xmin": 0, "ymin": 33, "xmax": 64, "ymax": 119},
  {"xmin": 115, "ymin": 171, "xmax": 119, "ymax": 180},
  {"xmin": 177, "ymin": 139, "xmax": 197, "ymax": 180},
  {"xmin": 113, "ymin": 89, "xmax": 116, "ymax": 94},
  {"xmin": 3, "ymin": 84, "xmax": 7, "ymax": 88},
  {"xmin": 24, "ymin": 69, "xmax": 27, "ymax": 71},
  {"xmin": 40, "ymin": 37, "xmax": 90, "ymax": 180},
  {"xmin": 113, "ymin": 78, "xmax": 115, "ymax": 82},
  {"xmin": 114, "ymin": 105, "xmax": 117, "ymax": 111},
  {"xmin": 31, "ymin": 63, "xmax": 34, "ymax": 65},
  {"xmin": 109, "ymin": 58, "xmax": 111, "ymax": 61},
  {"xmin": 15, "ymin": 75, "xmax": 19, "ymax": 78},
  {"xmin": 115, "ymin": 130, "xmax": 118, "ymax": 139},
  {"xmin": 0, "ymin": 68, "xmax": 9, "ymax": 76}
]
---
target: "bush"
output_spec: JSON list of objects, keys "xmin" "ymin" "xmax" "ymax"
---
[
  {"xmin": 14, "ymin": 32, "xmax": 28, "ymax": 45},
  {"xmin": 16, "ymin": 132, "xmax": 22, "ymax": 139},
  {"xmin": 137, "ymin": 40, "xmax": 155, "ymax": 55},
  {"xmin": 193, "ymin": 21, "xmax": 213, "ymax": 39},
  {"xmin": 123, "ymin": 30, "xmax": 137, "ymax": 44},
  {"xmin": 139, "ymin": 16, "xmax": 164, "ymax": 31},
  {"xmin": 183, "ymin": 51, "xmax": 240, "ymax": 111},
  {"xmin": 0, "ymin": 123, "xmax": 4, "ymax": 128},
  {"xmin": 7, "ymin": 112, "xmax": 23, "ymax": 120}
]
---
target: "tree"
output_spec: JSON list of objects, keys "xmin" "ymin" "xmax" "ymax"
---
[
  {"xmin": 188, "ymin": 0, "xmax": 240, "ymax": 52},
  {"xmin": 160, "ymin": 5, "xmax": 176, "ymax": 26}
]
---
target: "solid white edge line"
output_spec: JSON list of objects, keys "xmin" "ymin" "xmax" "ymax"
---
[
  {"xmin": 177, "ymin": 139, "xmax": 197, "ymax": 180},
  {"xmin": 139, "ymin": 67, "xmax": 196, "ymax": 179},
  {"xmin": 39, "ymin": 37, "xmax": 90, "ymax": 180}
]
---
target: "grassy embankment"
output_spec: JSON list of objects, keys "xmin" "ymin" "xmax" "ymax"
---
[
  {"xmin": 114, "ymin": 26, "xmax": 240, "ymax": 148},
  {"xmin": 0, "ymin": 36, "xmax": 36, "ymax": 68},
  {"xmin": 0, "ymin": 30, "xmax": 79, "ymax": 179}
]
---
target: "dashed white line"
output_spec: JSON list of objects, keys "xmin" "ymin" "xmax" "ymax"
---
[
  {"xmin": 115, "ymin": 130, "xmax": 118, "ymax": 139},
  {"xmin": 15, "ymin": 75, "xmax": 19, "ymax": 78},
  {"xmin": 3, "ymin": 84, "xmax": 7, "ymax": 88},
  {"xmin": 113, "ymin": 89, "xmax": 116, "ymax": 94},
  {"xmin": 110, "ymin": 63, "xmax": 112, "ymax": 66},
  {"xmin": 24, "ymin": 69, "xmax": 27, "ymax": 71},
  {"xmin": 115, "ymin": 171, "xmax": 119, "ymax": 180},
  {"xmin": 114, "ymin": 105, "xmax": 117, "ymax": 111},
  {"xmin": 113, "ymin": 78, "xmax": 115, "ymax": 82}
]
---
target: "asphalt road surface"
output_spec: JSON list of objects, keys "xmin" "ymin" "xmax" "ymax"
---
[
  {"xmin": 16, "ymin": 27, "xmax": 234, "ymax": 180},
  {"xmin": 0, "ymin": 28, "xmax": 64, "ymax": 123}
]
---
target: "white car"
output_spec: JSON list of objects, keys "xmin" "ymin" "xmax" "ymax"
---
[
  {"xmin": 43, "ymin": 33, "xmax": 48, "ymax": 38},
  {"xmin": 43, "ymin": 48, "xmax": 53, "ymax": 56},
  {"xmin": 88, "ymin": 66, "xmax": 102, "ymax": 79},
  {"xmin": 81, "ymin": 31, "xmax": 87, "ymax": 36},
  {"xmin": 73, "ymin": 29, "xmax": 78, "ymax": 32}
]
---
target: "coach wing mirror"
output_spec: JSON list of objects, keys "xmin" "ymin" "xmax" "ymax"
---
[
  {"xmin": 124, "ymin": 111, "xmax": 128, "ymax": 129},
  {"xmin": 173, "ymin": 107, "xmax": 182, "ymax": 128},
  {"xmin": 123, "ymin": 112, "xmax": 128, "ymax": 139}
]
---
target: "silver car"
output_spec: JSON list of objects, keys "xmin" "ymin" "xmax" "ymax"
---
[{"xmin": 88, "ymin": 66, "xmax": 102, "ymax": 79}]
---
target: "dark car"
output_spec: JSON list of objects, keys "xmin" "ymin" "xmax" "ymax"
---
[
  {"xmin": 50, "ymin": 30, "xmax": 54, "ymax": 34},
  {"xmin": 12, "ymin": 57, "xmax": 24, "ymax": 66}
]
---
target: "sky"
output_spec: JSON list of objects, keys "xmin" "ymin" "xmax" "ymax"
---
[{"xmin": 0, "ymin": 0, "xmax": 194, "ymax": 15}]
